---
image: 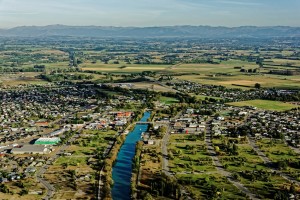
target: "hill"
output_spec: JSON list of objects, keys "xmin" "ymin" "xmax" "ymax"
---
[{"xmin": 0, "ymin": 25, "xmax": 299, "ymax": 38}]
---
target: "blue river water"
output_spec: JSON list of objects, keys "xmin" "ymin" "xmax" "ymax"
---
[{"xmin": 111, "ymin": 111, "xmax": 151, "ymax": 200}]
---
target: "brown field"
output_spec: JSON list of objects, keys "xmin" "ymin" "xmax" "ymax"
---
[
  {"xmin": 131, "ymin": 82, "xmax": 176, "ymax": 92},
  {"xmin": 32, "ymin": 49, "xmax": 67, "ymax": 55},
  {"xmin": 0, "ymin": 72, "xmax": 47, "ymax": 86},
  {"xmin": 0, "ymin": 178, "xmax": 45, "ymax": 200}
]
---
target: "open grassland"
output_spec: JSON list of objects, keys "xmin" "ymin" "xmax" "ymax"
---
[
  {"xmin": 131, "ymin": 82, "xmax": 176, "ymax": 92},
  {"xmin": 0, "ymin": 72, "xmax": 47, "ymax": 86},
  {"xmin": 265, "ymin": 58, "xmax": 300, "ymax": 68},
  {"xmin": 256, "ymin": 138, "xmax": 300, "ymax": 181},
  {"xmin": 227, "ymin": 100, "xmax": 298, "ymax": 111},
  {"xmin": 45, "ymin": 129, "xmax": 116, "ymax": 200},
  {"xmin": 212, "ymin": 137, "xmax": 299, "ymax": 199},
  {"xmin": 168, "ymin": 135, "xmax": 248, "ymax": 199},
  {"xmin": 176, "ymin": 173, "xmax": 247, "ymax": 200},
  {"xmin": 159, "ymin": 96, "xmax": 179, "ymax": 105},
  {"xmin": 168, "ymin": 134, "xmax": 215, "ymax": 173},
  {"xmin": 257, "ymin": 139, "xmax": 299, "ymax": 163},
  {"xmin": 139, "ymin": 144, "xmax": 162, "ymax": 193},
  {"xmin": 0, "ymin": 178, "xmax": 45, "ymax": 200}
]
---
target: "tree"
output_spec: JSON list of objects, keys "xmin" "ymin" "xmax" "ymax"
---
[
  {"xmin": 143, "ymin": 193, "xmax": 153, "ymax": 200},
  {"xmin": 232, "ymin": 144, "xmax": 239, "ymax": 155},
  {"xmin": 254, "ymin": 83, "xmax": 261, "ymax": 89}
]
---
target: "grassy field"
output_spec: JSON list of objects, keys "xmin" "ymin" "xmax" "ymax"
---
[
  {"xmin": 177, "ymin": 173, "xmax": 247, "ymax": 199},
  {"xmin": 212, "ymin": 137, "xmax": 298, "ymax": 199},
  {"xmin": 81, "ymin": 62, "xmax": 171, "ymax": 73},
  {"xmin": 166, "ymin": 134, "xmax": 249, "ymax": 199},
  {"xmin": 0, "ymin": 178, "xmax": 45, "ymax": 200},
  {"xmin": 159, "ymin": 96, "xmax": 179, "ymax": 105},
  {"xmin": 227, "ymin": 100, "xmax": 298, "ymax": 111},
  {"xmin": 0, "ymin": 72, "xmax": 47, "ymax": 86},
  {"xmin": 168, "ymin": 134, "xmax": 215, "ymax": 173},
  {"xmin": 44, "ymin": 129, "xmax": 116, "ymax": 200},
  {"xmin": 131, "ymin": 82, "xmax": 176, "ymax": 92},
  {"xmin": 256, "ymin": 138, "xmax": 300, "ymax": 180}
]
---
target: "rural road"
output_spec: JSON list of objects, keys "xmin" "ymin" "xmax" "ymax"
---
[
  {"xmin": 248, "ymin": 136, "xmax": 300, "ymax": 186},
  {"xmin": 162, "ymin": 125, "xmax": 171, "ymax": 176},
  {"xmin": 205, "ymin": 119, "xmax": 259, "ymax": 200},
  {"xmin": 37, "ymin": 130, "xmax": 81, "ymax": 200},
  {"xmin": 160, "ymin": 111, "xmax": 192, "ymax": 199}
]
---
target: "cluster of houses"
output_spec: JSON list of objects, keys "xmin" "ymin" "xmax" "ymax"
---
[
  {"xmin": 160, "ymin": 108, "xmax": 207, "ymax": 134},
  {"xmin": 0, "ymin": 155, "xmax": 47, "ymax": 183},
  {"xmin": 0, "ymin": 84, "xmax": 98, "ymax": 145},
  {"xmin": 246, "ymin": 109, "xmax": 300, "ymax": 147}
]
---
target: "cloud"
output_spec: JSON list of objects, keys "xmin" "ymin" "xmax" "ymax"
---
[{"xmin": 218, "ymin": 0, "xmax": 262, "ymax": 6}]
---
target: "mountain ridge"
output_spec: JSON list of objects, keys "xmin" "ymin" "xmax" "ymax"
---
[{"xmin": 0, "ymin": 25, "xmax": 299, "ymax": 38}]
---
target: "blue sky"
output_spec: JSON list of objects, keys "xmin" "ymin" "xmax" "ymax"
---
[{"xmin": 0, "ymin": 0, "xmax": 299, "ymax": 28}]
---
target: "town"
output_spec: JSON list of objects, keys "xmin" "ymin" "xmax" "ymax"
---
[{"xmin": 0, "ymin": 35, "xmax": 299, "ymax": 200}]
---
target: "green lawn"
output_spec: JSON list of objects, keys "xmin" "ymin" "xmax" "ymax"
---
[
  {"xmin": 227, "ymin": 100, "xmax": 298, "ymax": 111},
  {"xmin": 159, "ymin": 96, "xmax": 179, "ymax": 105},
  {"xmin": 176, "ymin": 173, "xmax": 247, "ymax": 200}
]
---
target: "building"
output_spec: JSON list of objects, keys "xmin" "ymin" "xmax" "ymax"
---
[
  {"xmin": 47, "ymin": 129, "xmax": 66, "ymax": 137},
  {"xmin": 35, "ymin": 121, "xmax": 49, "ymax": 127},
  {"xmin": 34, "ymin": 137, "xmax": 61, "ymax": 145},
  {"xmin": 11, "ymin": 145, "xmax": 50, "ymax": 154}
]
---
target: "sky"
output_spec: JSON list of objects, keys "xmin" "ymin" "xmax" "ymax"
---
[{"xmin": 0, "ymin": 0, "xmax": 299, "ymax": 28}]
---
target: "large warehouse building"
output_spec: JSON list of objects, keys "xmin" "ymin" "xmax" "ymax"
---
[
  {"xmin": 34, "ymin": 137, "xmax": 61, "ymax": 145},
  {"xmin": 11, "ymin": 145, "xmax": 50, "ymax": 154}
]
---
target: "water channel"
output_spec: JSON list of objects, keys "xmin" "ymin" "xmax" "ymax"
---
[{"xmin": 111, "ymin": 111, "xmax": 150, "ymax": 200}]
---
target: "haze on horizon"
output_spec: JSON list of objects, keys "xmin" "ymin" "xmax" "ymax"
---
[{"xmin": 0, "ymin": 0, "xmax": 299, "ymax": 29}]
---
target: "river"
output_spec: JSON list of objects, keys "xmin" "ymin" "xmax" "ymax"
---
[{"xmin": 111, "ymin": 111, "xmax": 150, "ymax": 200}]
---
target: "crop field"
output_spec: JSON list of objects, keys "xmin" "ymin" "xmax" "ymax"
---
[
  {"xmin": 81, "ymin": 62, "xmax": 171, "ymax": 73},
  {"xmin": 227, "ymin": 100, "xmax": 298, "ymax": 111},
  {"xmin": 177, "ymin": 74, "xmax": 300, "ymax": 89}
]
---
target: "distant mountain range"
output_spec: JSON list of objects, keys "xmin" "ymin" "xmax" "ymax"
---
[{"xmin": 0, "ymin": 25, "xmax": 299, "ymax": 38}]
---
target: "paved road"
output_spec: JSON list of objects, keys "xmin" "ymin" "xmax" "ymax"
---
[
  {"xmin": 248, "ymin": 136, "xmax": 300, "ymax": 186},
  {"xmin": 36, "ymin": 129, "xmax": 83, "ymax": 200},
  {"xmin": 161, "ymin": 111, "xmax": 182, "ymax": 175},
  {"xmin": 205, "ymin": 119, "xmax": 259, "ymax": 200},
  {"xmin": 162, "ymin": 126, "xmax": 171, "ymax": 176}
]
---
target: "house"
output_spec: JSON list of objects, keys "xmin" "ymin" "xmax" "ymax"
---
[
  {"xmin": 238, "ymin": 112, "xmax": 248, "ymax": 116},
  {"xmin": 35, "ymin": 121, "xmax": 49, "ymax": 127},
  {"xmin": 48, "ymin": 129, "xmax": 66, "ymax": 137},
  {"xmin": 0, "ymin": 178, "xmax": 8, "ymax": 183},
  {"xmin": 147, "ymin": 140, "xmax": 155, "ymax": 145}
]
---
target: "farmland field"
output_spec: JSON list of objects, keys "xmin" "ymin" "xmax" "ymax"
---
[{"xmin": 227, "ymin": 100, "xmax": 299, "ymax": 111}]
